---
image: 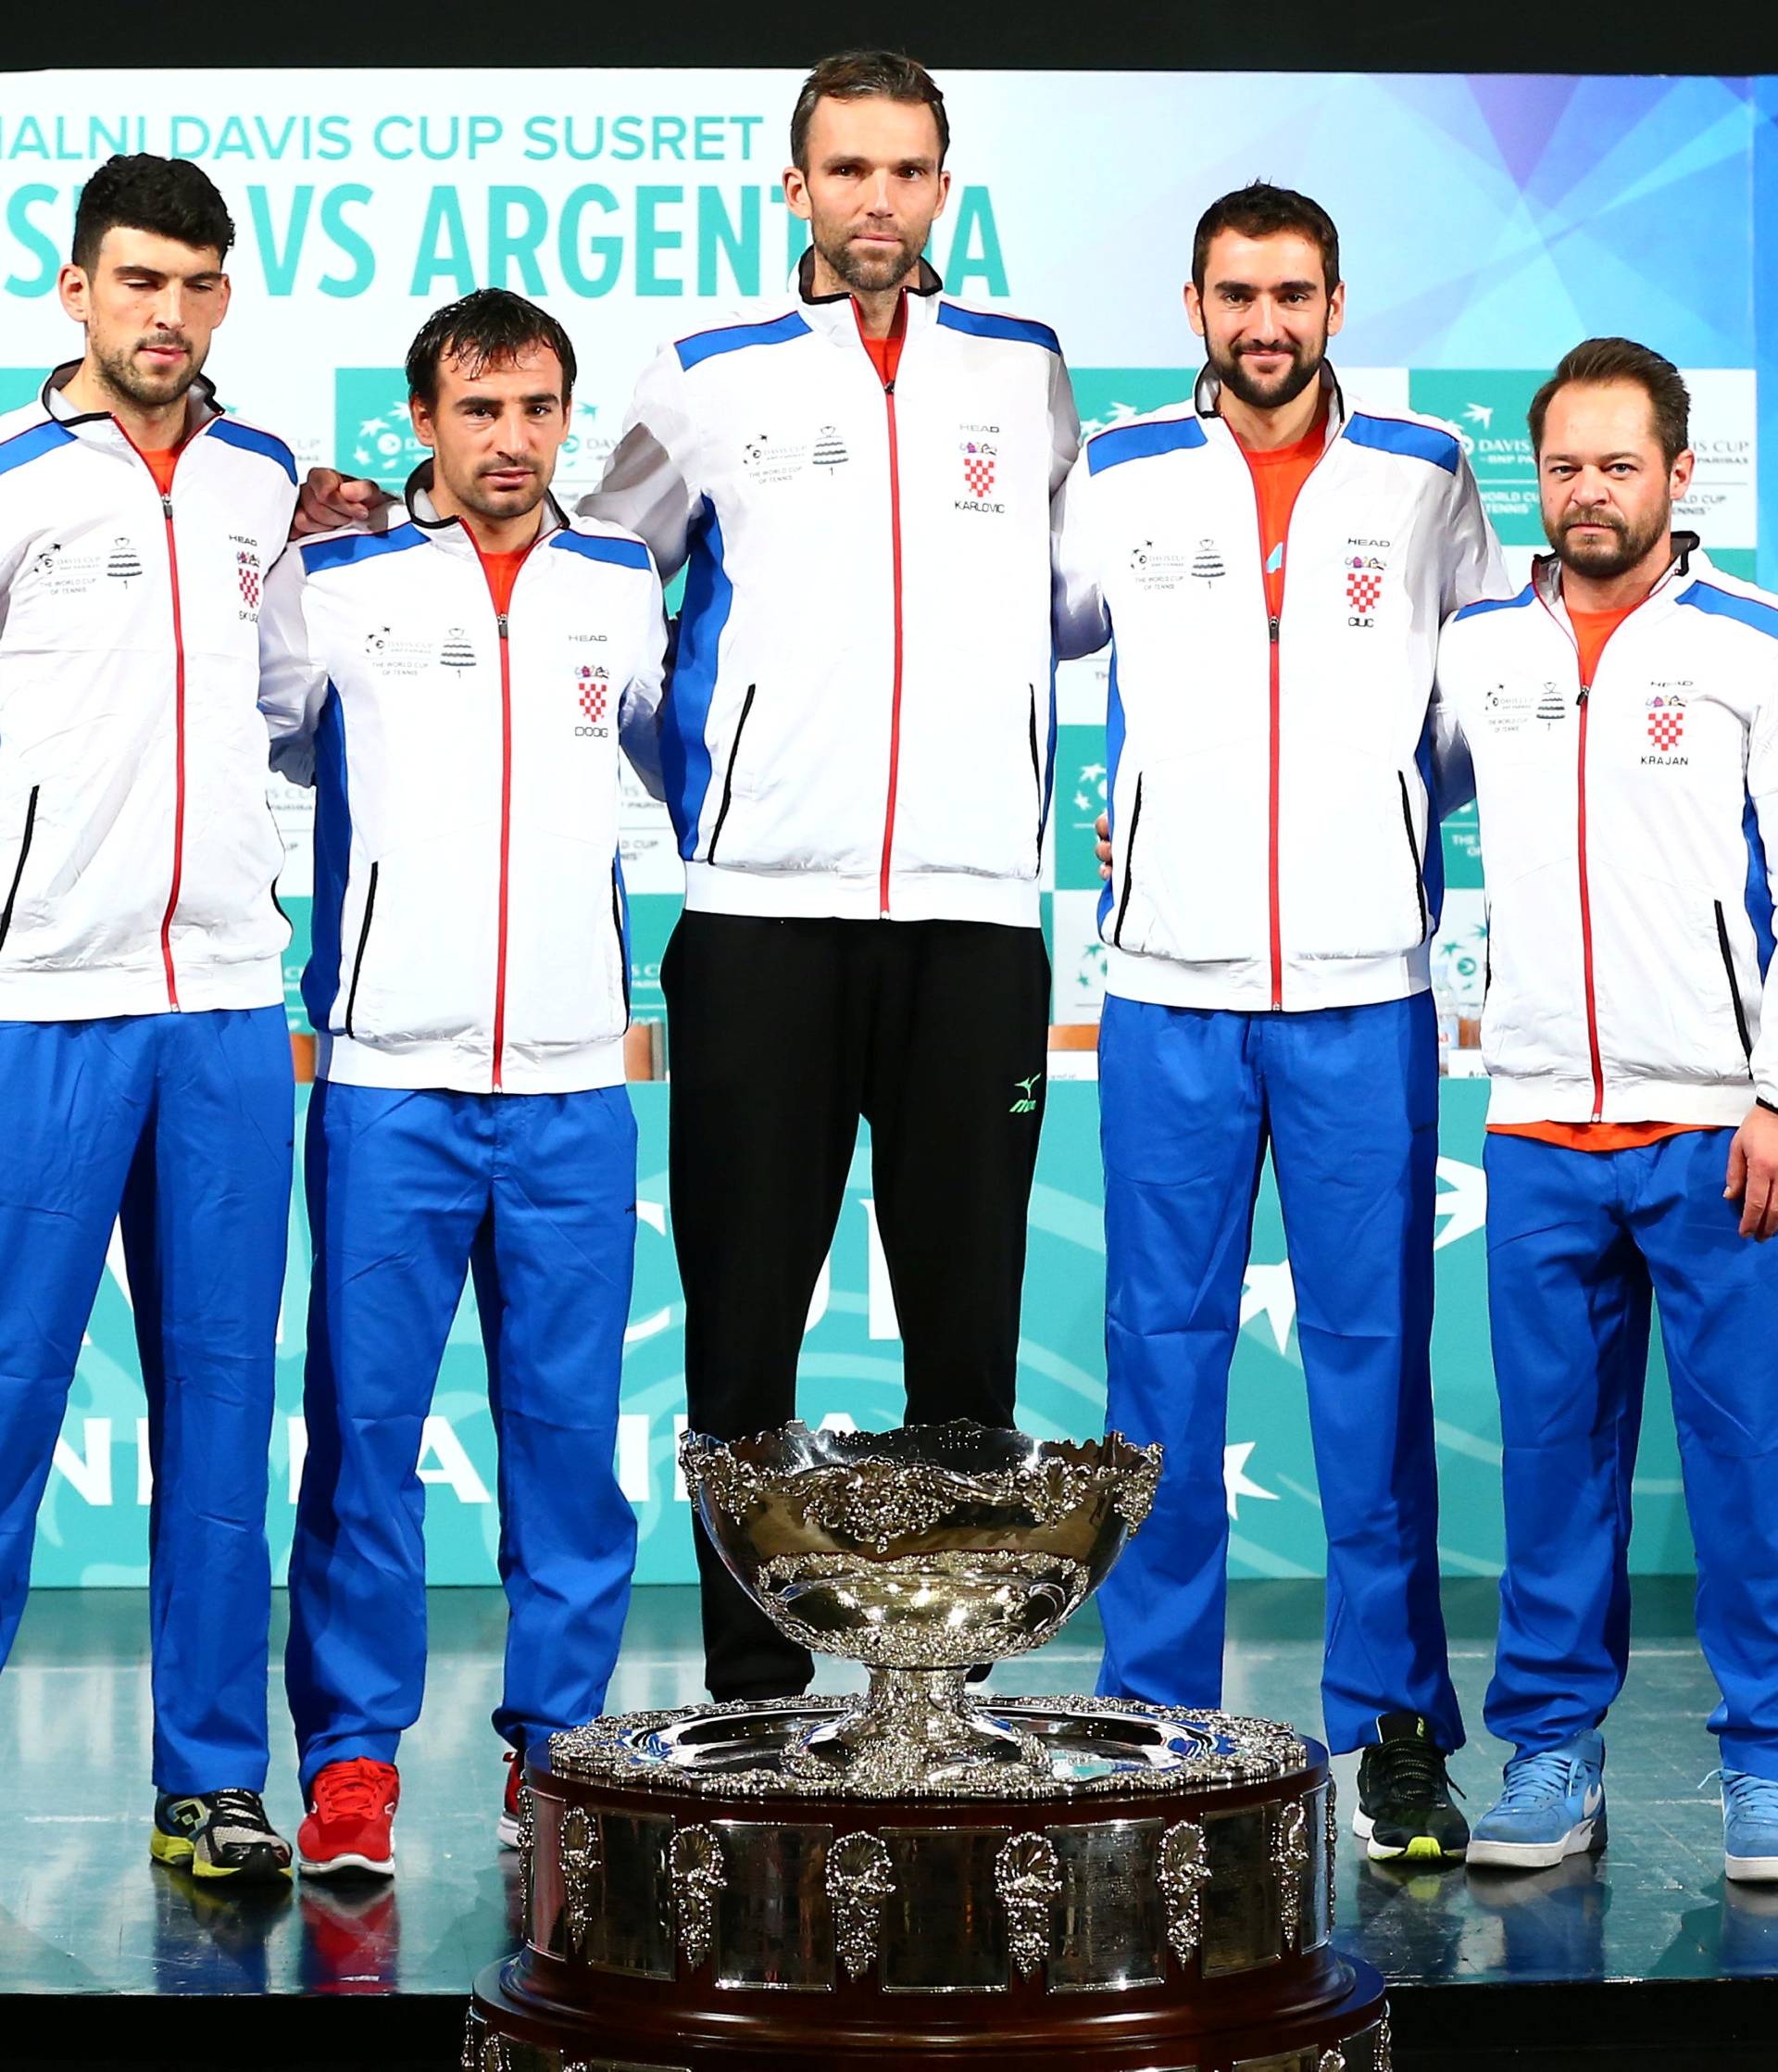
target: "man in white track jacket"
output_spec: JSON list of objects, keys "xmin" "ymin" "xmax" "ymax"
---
[
  {"xmin": 582, "ymin": 51, "xmax": 1080, "ymax": 1702},
  {"xmin": 1058, "ymin": 182, "xmax": 1507, "ymax": 1863},
  {"xmin": 1430, "ymin": 339, "xmax": 1778, "ymax": 1884},
  {"xmin": 258, "ymin": 291, "xmax": 665, "ymax": 1880},
  {"xmin": 0, "ymin": 155, "xmax": 298, "ymax": 1885}
]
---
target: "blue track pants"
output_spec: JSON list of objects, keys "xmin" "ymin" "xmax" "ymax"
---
[
  {"xmin": 0, "ymin": 1009, "xmax": 292, "ymax": 1791},
  {"xmin": 1484, "ymin": 1128, "xmax": 1778, "ymax": 1778},
  {"xmin": 1095, "ymin": 991, "xmax": 1461, "ymax": 1754},
  {"xmin": 285, "ymin": 1082, "xmax": 639, "ymax": 1791}
]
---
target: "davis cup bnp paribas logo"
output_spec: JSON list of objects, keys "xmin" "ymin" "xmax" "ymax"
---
[
  {"xmin": 1409, "ymin": 371, "xmax": 1546, "ymax": 547},
  {"xmin": 334, "ymin": 370, "xmax": 613, "ymax": 494}
]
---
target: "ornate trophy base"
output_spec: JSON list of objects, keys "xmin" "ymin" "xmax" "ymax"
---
[{"xmin": 465, "ymin": 1695, "xmax": 1392, "ymax": 2072}]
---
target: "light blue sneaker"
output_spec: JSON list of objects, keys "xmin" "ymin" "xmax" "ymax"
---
[
  {"xmin": 1467, "ymin": 1731, "xmax": 1607, "ymax": 1871},
  {"xmin": 1722, "ymin": 1769, "xmax": 1778, "ymax": 1883}
]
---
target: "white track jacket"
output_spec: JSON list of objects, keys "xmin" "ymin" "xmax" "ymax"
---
[
  {"xmin": 0, "ymin": 365, "xmax": 298, "ymax": 1019},
  {"xmin": 1053, "ymin": 367, "xmax": 1506, "ymax": 1012},
  {"xmin": 582, "ymin": 257, "xmax": 1079, "ymax": 925},
  {"xmin": 257, "ymin": 478, "xmax": 666, "ymax": 1094},
  {"xmin": 1432, "ymin": 540, "xmax": 1778, "ymax": 1124}
]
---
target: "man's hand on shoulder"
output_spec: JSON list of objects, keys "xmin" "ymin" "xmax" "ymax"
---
[
  {"xmin": 1725, "ymin": 1104, "xmax": 1778, "ymax": 1240},
  {"xmin": 292, "ymin": 467, "xmax": 391, "ymax": 539},
  {"xmin": 1096, "ymin": 810, "xmax": 1111, "ymax": 880}
]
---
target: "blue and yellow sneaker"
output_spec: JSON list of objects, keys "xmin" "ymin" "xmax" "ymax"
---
[
  {"xmin": 1468, "ymin": 1732, "xmax": 1606, "ymax": 1872},
  {"xmin": 151, "ymin": 1789, "xmax": 294, "ymax": 1884},
  {"xmin": 1723, "ymin": 1770, "xmax": 1778, "ymax": 1884},
  {"xmin": 1353, "ymin": 1713, "xmax": 1469, "ymax": 1864}
]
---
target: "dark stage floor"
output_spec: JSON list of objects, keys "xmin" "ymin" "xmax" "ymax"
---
[{"xmin": 3, "ymin": 1579, "xmax": 1774, "ymax": 2070}]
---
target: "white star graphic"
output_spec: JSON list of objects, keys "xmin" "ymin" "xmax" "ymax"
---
[
  {"xmin": 1434, "ymin": 1156, "xmax": 1487, "ymax": 1250},
  {"xmin": 1224, "ymin": 1440, "xmax": 1278, "ymax": 1519},
  {"xmin": 1239, "ymin": 1259, "xmax": 1296, "ymax": 1352}
]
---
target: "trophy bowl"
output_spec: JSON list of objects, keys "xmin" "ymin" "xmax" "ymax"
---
[{"xmin": 680, "ymin": 1420, "xmax": 1162, "ymax": 1789}]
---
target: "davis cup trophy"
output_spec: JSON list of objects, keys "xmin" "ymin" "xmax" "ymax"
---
[{"xmin": 468, "ymin": 1422, "xmax": 1389, "ymax": 2071}]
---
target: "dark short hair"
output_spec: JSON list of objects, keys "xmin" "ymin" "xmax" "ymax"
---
[
  {"xmin": 790, "ymin": 49, "xmax": 949, "ymax": 170},
  {"xmin": 406, "ymin": 289, "xmax": 578, "ymax": 410},
  {"xmin": 72, "ymin": 154, "xmax": 235, "ymax": 271},
  {"xmin": 1528, "ymin": 337, "xmax": 1691, "ymax": 471},
  {"xmin": 1191, "ymin": 182, "xmax": 1341, "ymax": 297}
]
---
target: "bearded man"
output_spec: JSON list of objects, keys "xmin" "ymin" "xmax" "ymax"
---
[{"xmin": 1054, "ymin": 182, "xmax": 1506, "ymax": 1862}]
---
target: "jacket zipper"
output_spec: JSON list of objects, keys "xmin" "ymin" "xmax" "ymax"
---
[
  {"xmin": 0, "ymin": 783, "xmax": 39, "ymax": 951},
  {"xmin": 1027, "ymin": 683, "xmax": 1045, "ymax": 871},
  {"xmin": 1113, "ymin": 772, "xmax": 1145, "ymax": 946},
  {"xmin": 1397, "ymin": 770, "xmax": 1430, "ymax": 942},
  {"xmin": 877, "ymin": 369, "xmax": 906, "ymax": 916},
  {"xmin": 612, "ymin": 863, "xmax": 631, "ymax": 1021},
  {"xmin": 343, "ymin": 860, "xmax": 380, "ymax": 1036},
  {"xmin": 1574, "ymin": 681, "xmax": 1606, "ymax": 1118},
  {"xmin": 706, "ymin": 683, "xmax": 757, "ymax": 863},
  {"xmin": 1267, "ymin": 612, "xmax": 1283, "ymax": 1005},
  {"xmin": 493, "ymin": 609, "xmax": 515, "ymax": 1089},
  {"xmin": 1716, "ymin": 900, "xmax": 1754, "ymax": 1061}
]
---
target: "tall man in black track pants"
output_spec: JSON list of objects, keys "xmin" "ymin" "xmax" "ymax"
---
[{"xmin": 588, "ymin": 52, "xmax": 1079, "ymax": 1699}]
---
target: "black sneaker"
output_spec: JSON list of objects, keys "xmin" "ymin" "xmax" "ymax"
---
[
  {"xmin": 151, "ymin": 1789, "xmax": 294, "ymax": 1884},
  {"xmin": 1353, "ymin": 1713, "xmax": 1468, "ymax": 1864}
]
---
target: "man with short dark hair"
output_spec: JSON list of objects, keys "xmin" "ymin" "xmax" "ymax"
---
[
  {"xmin": 260, "ymin": 289, "xmax": 665, "ymax": 1878},
  {"xmin": 0, "ymin": 154, "xmax": 299, "ymax": 1882},
  {"xmin": 1058, "ymin": 181, "xmax": 1506, "ymax": 1861},
  {"xmin": 1433, "ymin": 339, "xmax": 1778, "ymax": 1880},
  {"xmin": 584, "ymin": 51, "xmax": 1079, "ymax": 1703}
]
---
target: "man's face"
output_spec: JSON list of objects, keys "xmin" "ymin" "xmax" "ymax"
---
[
  {"xmin": 56, "ymin": 227, "xmax": 230, "ymax": 412},
  {"xmin": 1185, "ymin": 230, "xmax": 1344, "ymax": 412},
  {"xmin": 410, "ymin": 345, "xmax": 570, "ymax": 523},
  {"xmin": 784, "ymin": 95, "xmax": 950, "ymax": 295},
  {"xmin": 1538, "ymin": 381, "xmax": 1694, "ymax": 582}
]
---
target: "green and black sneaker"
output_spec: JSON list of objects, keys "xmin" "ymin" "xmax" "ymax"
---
[
  {"xmin": 151, "ymin": 1789, "xmax": 294, "ymax": 1884},
  {"xmin": 1353, "ymin": 1713, "xmax": 1468, "ymax": 1864}
]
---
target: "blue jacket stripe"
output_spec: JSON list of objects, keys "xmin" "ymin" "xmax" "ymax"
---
[
  {"xmin": 1414, "ymin": 725, "xmax": 1445, "ymax": 935},
  {"xmin": 675, "ymin": 310, "xmax": 811, "ymax": 370},
  {"xmin": 1747, "ymin": 792, "xmax": 1776, "ymax": 982},
  {"xmin": 662, "ymin": 496, "xmax": 732, "ymax": 859},
  {"xmin": 1677, "ymin": 580, "xmax": 1778, "ymax": 641},
  {"xmin": 1097, "ymin": 639, "xmax": 1126, "ymax": 937},
  {"xmin": 301, "ymin": 523, "xmax": 427, "ymax": 573},
  {"xmin": 1086, "ymin": 418, "xmax": 1206, "ymax": 475},
  {"xmin": 207, "ymin": 417, "xmax": 298, "ymax": 483},
  {"xmin": 1453, "ymin": 584, "xmax": 1534, "ymax": 622},
  {"xmin": 0, "ymin": 419, "xmax": 75, "ymax": 478},
  {"xmin": 1343, "ymin": 413, "xmax": 1459, "ymax": 474},
  {"xmin": 304, "ymin": 686, "xmax": 353, "ymax": 1034},
  {"xmin": 614, "ymin": 848, "xmax": 632, "ymax": 996},
  {"xmin": 1043, "ymin": 662, "xmax": 1058, "ymax": 836},
  {"xmin": 553, "ymin": 531, "xmax": 652, "ymax": 571},
  {"xmin": 934, "ymin": 304, "xmax": 1061, "ymax": 354}
]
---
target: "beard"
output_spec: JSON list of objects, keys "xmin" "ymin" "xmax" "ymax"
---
[
  {"xmin": 450, "ymin": 460, "xmax": 547, "ymax": 522},
  {"xmin": 811, "ymin": 215, "xmax": 924, "ymax": 295},
  {"xmin": 92, "ymin": 334, "xmax": 198, "ymax": 412},
  {"xmin": 1208, "ymin": 328, "xmax": 1327, "ymax": 412},
  {"xmin": 1549, "ymin": 499, "xmax": 1671, "ymax": 581}
]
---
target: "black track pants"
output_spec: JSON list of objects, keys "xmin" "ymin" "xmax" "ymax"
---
[{"xmin": 660, "ymin": 911, "xmax": 1051, "ymax": 1700}]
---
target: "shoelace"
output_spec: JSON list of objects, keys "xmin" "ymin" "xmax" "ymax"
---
[
  {"xmin": 1496, "ymin": 1751, "xmax": 1583, "ymax": 1811},
  {"xmin": 312, "ymin": 1760, "xmax": 396, "ymax": 1822},
  {"xmin": 207, "ymin": 1787, "xmax": 277, "ymax": 1833},
  {"xmin": 1720, "ymin": 1771, "xmax": 1778, "ymax": 1817},
  {"xmin": 1373, "ymin": 1739, "xmax": 1457, "ymax": 1803}
]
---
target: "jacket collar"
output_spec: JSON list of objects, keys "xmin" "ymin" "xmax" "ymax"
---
[
  {"xmin": 1532, "ymin": 531, "xmax": 1705, "ymax": 619},
  {"xmin": 1193, "ymin": 359, "xmax": 1348, "ymax": 447},
  {"xmin": 400, "ymin": 460, "xmax": 569, "ymax": 555},
  {"xmin": 41, "ymin": 358, "xmax": 223, "ymax": 440},
  {"xmin": 791, "ymin": 247, "xmax": 944, "ymax": 346}
]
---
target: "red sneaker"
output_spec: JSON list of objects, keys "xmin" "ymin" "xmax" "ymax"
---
[
  {"xmin": 296, "ymin": 1758, "xmax": 400, "ymax": 1879},
  {"xmin": 497, "ymin": 1749, "xmax": 527, "ymax": 1850}
]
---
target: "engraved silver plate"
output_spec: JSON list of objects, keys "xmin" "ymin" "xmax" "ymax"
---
[
  {"xmin": 580, "ymin": 1813, "xmax": 675, "ymax": 1979},
  {"xmin": 1158, "ymin": 1815, "xmax": 1211, "ymax": 1968},
  {"xmin": 1304, "ymin": 1782, "xmax": 1333, "ymax": 1952},
  {"xmin": 711, "ymin": 1821, "xmax": 833, "ymax": 1990},
  {"xmin": 1200, "ymin": 1805, "xmax": 1282, "ymax": 1978},
  {"xmin": 825, "ymin": 1831, "xmax": 895, "ymax": 1981},
  {"xmin": 1048, "ymin": 1818, "xmax": 1166, "ymax": 1993},
  {"xmin": 880, "ymin": 1827, "xmax": 1010, "ymax": 1993}
]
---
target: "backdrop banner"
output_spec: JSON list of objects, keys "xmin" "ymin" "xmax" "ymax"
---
[{"xmin": 7, "ymin": 66, "xmax": 1755, "ymax": 1588}]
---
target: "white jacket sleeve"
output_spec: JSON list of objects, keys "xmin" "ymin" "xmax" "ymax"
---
[
  {"xmin": 579, "ymin": 345, "xmax": 703, "ymax": 581},
  {"xmin": 1052, "ymin": 443, "xmax": 1109, "ymax": 662},
  {"xmin": 257, "ymin": 546, "xmax": 329, "ymax": 786},
  {"xmin": 620, "ymin": 552, "xmax": 670, "ymax": 802},
  {"xmin": 1747, "ymin": 677, "xmax": 1778, "ymax": 1108},
  {"xmin": 1427, "ymin": 621, "xmax": 1476, "ymax": 821},
  {"xmin": 1442, "ymin": 452, "xmax": 1510, "ymax": 615},
  {"xmin": 1047, "ymin": 348, "xmax": 1081, "ymax": 497}
]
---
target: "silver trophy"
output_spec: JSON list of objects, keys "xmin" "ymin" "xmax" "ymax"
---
[{"xmin": 681, "ymin": 1419, "xmax": 1162, "ymax": 1789}]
